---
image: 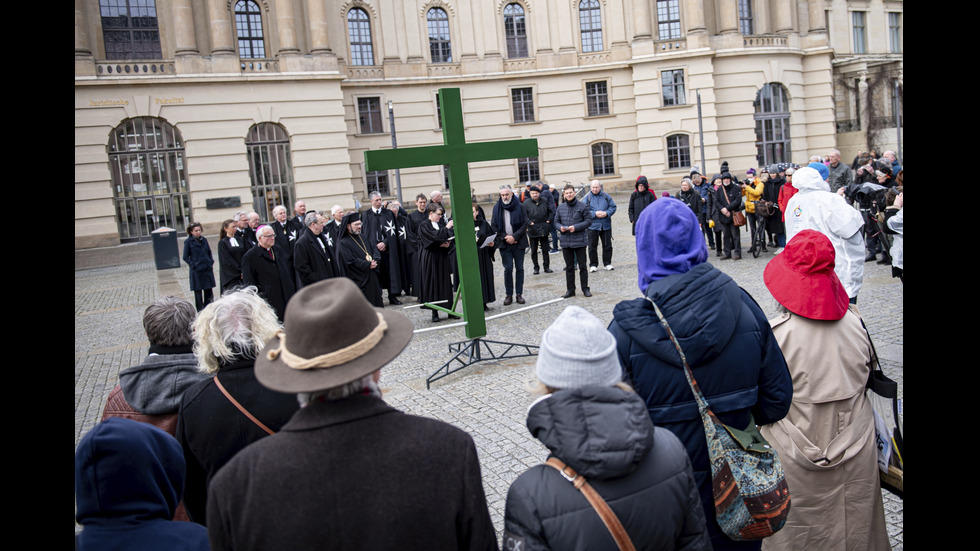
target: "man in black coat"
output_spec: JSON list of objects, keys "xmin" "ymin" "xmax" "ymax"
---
[
  {"xmin": 360, "ymin": 192, "xmax": 403, "ymax": 305},
  {"xmin": 293, "ymin": 212, "xmax": 339, "ymax": 290},
  {"xmin": 287, "ymin": 200, "xmax": 308, "ymax": 237},
  {"xmin": 241, "ymin": 225, "xmax": 296, "ymax": 321},
  {"xmin": 491, "ymin": 185, "xmax": 529, "ymax": 305},
  {"xmin": 522, "ymin": 185, "xmax": 554, "ymax": 275},
  {"xmin": 335, "ymin": 212, "xmax": 384, "ymax": 308},
  {"xmin": 206, "ymin": 279, "xmax": 499, "ymax": 551}
]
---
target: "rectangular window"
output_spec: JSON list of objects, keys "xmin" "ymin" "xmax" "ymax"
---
[
  {"xmin": 580, "ymin": 1, "xmax": 603, "ymax": 53},
  {"xmin": 366, "ymin": 170, "xmax": 389, "ymax": 196},
  {"xmin": 661, "ymin": 69, "xmax": 686, "ymax": 106},
  {"xmin": 657, "ymin": 0, "xmax": 681, "ymax": 40},
  {"xmin": 518, "ymin": 157, "xmax": 540, "ymax": 183},
  {"xmin": 585, "ymin": 81, "xmax": 609, "ymax": 117},
  {"xmin": 511, "ymin": 87, "xmax": 535, "ymax": 123},
  {"xmin": 888, "ymin": 12, "xmax": 901, "ymax": 53},
  {"xmin": 357, "ymin": 97, "xmax": 384, "ymax": 134},
  {"xmin": 852, "ymin": 11, "xmax": 867, "ymax": 54},
  {"xmin": 738, "ymin": 0, "xmax": 753, "ymax": 35},
  {"xmin": 100, "ymin": 0, "xmax": 163, "ymax": 60},
  {"xmin": 591, "ymin": 142, "xmax": 615, "ymax": 176},
  {"xmin": 666, "ymin": 134, "xmax": 691, "ymax": 169}
]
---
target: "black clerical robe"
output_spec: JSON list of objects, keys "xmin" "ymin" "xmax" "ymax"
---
[{"xmin": 337, "ymin": 233, "xmax": 384, "ymax": 308}]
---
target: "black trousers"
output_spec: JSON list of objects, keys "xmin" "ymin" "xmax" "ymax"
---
[
  {"xmin": 587, "ymin": 229, "xmax": 613, "ymax": 267},
  {"xmin": 719, "ymin": 222, "xmax": 741, "ymax": 256},
  {"xmin": 562, "ymin": 247, "xmax": 589, "ymax": 291},
  {"xmin": 529, "ymin": 236, "xmax": 550, "ymax": 270}
]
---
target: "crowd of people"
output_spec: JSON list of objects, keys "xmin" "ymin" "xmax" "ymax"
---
[{"xmin": 83, "ymin": 148, "xmax": 901, "ymax": 549}]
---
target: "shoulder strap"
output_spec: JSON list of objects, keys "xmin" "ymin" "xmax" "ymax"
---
[
  {"xmin": 213, "ymin": 376, "xmax": 276, "ymax": 435},
  {"xmin": 643, "ymin": 296, "xmax": 711, "ymax": 414},
  {"xmin": 545, "ymin": 457, "xmax": 636, "ymax": 551}
]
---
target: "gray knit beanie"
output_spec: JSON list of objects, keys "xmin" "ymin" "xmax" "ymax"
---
[{"xmin": 535, "ymin": 306, "xmax": 622, "ymax": 389}]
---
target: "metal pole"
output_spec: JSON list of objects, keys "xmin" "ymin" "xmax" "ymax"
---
[
  {"xmin": 893, "ymin": 80, "xmax": 902, "ymax": 165},
  {"xmin": 697, "ymin": 89, "xmax": 706, "ymax": 175},
  {"xmin": 387, "ymin": 100, "xmax": 404, "ymax": 204}
]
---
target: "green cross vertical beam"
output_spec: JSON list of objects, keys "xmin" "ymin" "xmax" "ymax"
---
[{"xmin": 364, "ymin": 88, "xmax": 538, "ymax": 339}]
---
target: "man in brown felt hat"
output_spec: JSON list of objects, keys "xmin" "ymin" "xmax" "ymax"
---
[{"xmin": 205, "ymin": 278, "xmax": 500, "ymax": 551}]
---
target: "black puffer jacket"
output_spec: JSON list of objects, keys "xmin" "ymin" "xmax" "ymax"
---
[{"xmin": 503, "ymin": 386, "xmax": 710, "ymax": 551}]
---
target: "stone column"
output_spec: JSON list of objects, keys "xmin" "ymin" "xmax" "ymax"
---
[
  {"xmin": 808, "ymin": 0, "xmax": 826, "ymax": 32},
  {"xmin": 684, "ymin": 0, "xmax": 707, "ymax": 34},
  {"xmin": 717, "ymin": 0, "xmax": 738, "ymax": 34},
  {"xmin": 173, "ymin": 0, "xmax": 199, "ymax": 55},
  {"xmin": 307, "ymin": 0, "xmax": 331, "ymax": 53},
  {"xmin": 773, "ymin": 0, "xmax": 793, "ymax": 34},
  {"xmin": 632, "ymin": 0, "xmax": 651, "ymax": 40},
  {"xmin": 276, "ymin": 0, "xmax": 300, "ymax": 54},
  {"xmin": 207, "ymin": 0, "xmax": 235, "ymax": 55}
]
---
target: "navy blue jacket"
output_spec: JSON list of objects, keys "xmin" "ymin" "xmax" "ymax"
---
[{"xmin": 608, "ymin": 262, "xmax": 792, "ymax": 550}]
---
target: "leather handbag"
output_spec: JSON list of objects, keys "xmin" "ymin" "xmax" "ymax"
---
[
  {"xmin": 646, "ymin": 296, "xmax": 790, "ymax": 541},
  {"xmin": 545, "ymin": 457, "xmax": 636, "ymax": 551},
  {"xmin": 732, "ymin": 210, "xmax": 747, "ymax": 227}
]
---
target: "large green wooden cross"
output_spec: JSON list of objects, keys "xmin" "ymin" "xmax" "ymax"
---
[{"xmin": 364, "ymin": 88, "xmax": 538, "ymax": 339}]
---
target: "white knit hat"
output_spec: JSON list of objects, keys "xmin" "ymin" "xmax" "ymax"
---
[{"xmin": 535, "ymin": 306, "xmax": 622, "ymax": 389}]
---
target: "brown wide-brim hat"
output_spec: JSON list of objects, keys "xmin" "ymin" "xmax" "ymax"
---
[{"xmin": 255, "ymin": 278, "xmax": 414, "ymax": 393}]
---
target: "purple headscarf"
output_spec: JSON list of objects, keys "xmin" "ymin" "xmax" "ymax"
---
[{"xmin": 636, "ymin": 197, "xmax": 708, "ymax": 293}]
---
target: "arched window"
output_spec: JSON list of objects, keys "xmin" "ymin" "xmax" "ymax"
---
[
  {"xmin": 504, "ymin": 3, "xmax": 528, "ymax": 58},
  {"xmin": 347, "ymin": 8, "xmax": 374, "ymax": 66},
  {"xmin": 579, "ymin": 0, "xmax": 603, "ymax": 53},
  {"xmin": 427, "ymin": 8, "xmax": 452, "ymax": 63},
  {"xmin": 591, "ymin": 142, "xmax": 615, "ymax": 177},
  {"xmin": 107, "ymin": 117, "xmax": 190, "ymax": 242},
  {"xmin": 754, "ymin": 83, "xmax": 791, "ymax": 166},
  {"xmin": 666, "ymin": 134, "xmax": 691, "ymax": 169},
  {"xmin": 235, "ymin": 0, "xmax": 265, "ymax": 58},
  {"xmin": 99, "ymin": 0, "xmax": 162, "ymax": 60},
  {"xmin": 245, "ymin": 123, "xmax": 295, "ymax": 222}
]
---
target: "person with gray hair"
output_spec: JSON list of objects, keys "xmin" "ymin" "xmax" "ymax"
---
[
  {"xmin": 292, "ymin": 210, "xmax": 338, "ymax": 289},
  {"xmin": 206, "ymin": 278, "xmax": 498, "ymax": 550},
  {"xmin": 175, "ymin": 287, "xmax": 300, "ymax": 526},
  {"xmin": 826, "ymin": 148, "xmax": 854, "ymax": 194},
  {"xmin": 362, "ymin": 191, "xmax": 405, "ymax": 305},
  {"xmin": 503, "ymin": 306, "xmax": 710, "ymax": 551},
  {"xmin": 241, "ymin": 224, "xmax": 296, "ymax": 321},
  {"xmin": 102, "ymin": 296, "xmax": 210, "ymax": 437}
]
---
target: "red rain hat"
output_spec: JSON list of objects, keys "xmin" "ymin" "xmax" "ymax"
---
[{"xmin": 763, "ymin": 230, "xmax": 850, "ymax": 320}]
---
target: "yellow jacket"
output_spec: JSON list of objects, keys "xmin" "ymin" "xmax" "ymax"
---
[{"xmin": 742, "ymin": 179, "xmax": 765, "ymax": 213}]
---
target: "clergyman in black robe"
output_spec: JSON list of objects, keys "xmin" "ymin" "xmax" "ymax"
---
[
  {"xmin": 417, "ymin": 203, "xmax": 456, "ymax": 322},
  {"xmin": 335, "ymin": 212, "xmax": 384, "ymax": 308}
]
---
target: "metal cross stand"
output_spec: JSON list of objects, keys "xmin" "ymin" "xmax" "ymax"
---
[{"xmin": 364, "ymin": 88, "xmax": 541, "ymax": 388}]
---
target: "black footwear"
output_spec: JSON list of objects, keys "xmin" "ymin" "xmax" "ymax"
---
[
  {"xmin": 582, "ymin": 288, "xmax": 593, "ymax": 297},
  {"xmin": 431, "ymin": 311, "xmax": 441, "ymax": 322},
  {"xmin": 562, "ymin": 290, "xmax": 575, "ymax": 299},
  {"xmin": 516, "ymin": 295, "xmax": 526, "ymax": 304},
  {"xmin": 484, "ymin": 304, "xmax": 489, "ymax": 311},
  {"xmin": 544, "ymin": 268, "xmax": 554, "ymax": 273},
  {"xmin": 716, "ymin": 250, "xmax": 723, "ymax": 257},
  {"xmin": 877, "ymin": 257, "xmax": 891, "ymax": 265},
  {"xmin": 389, "ymin": 296, "xmax": 403, "ymax": 305},
  {"xmin": 533, "ymin": 268, "xmax": 540, "ymax": 275},
  {"xmin": 748, "ymin": 247, "xmax": 756, "ymax": 255},
  {"xmin": 503, "ymin": 296, "xmax": 513, "ymax": 305},
  {"xmin": 865, "ymin": 253, "xmax": 877, "ymax": 262}
]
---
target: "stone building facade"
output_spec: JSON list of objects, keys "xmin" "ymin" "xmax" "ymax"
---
[{"xmin": 75, "ymin": 0, "xmax": 901, "ymax": 248}]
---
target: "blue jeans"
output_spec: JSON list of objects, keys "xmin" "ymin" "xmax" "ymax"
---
[{"xmin": 499, "ymin": 246, "xmax": 525, "ymax": 296}]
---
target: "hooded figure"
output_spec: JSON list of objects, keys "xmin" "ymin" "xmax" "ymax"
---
[
  {"xmin": 607, "ymin": 198, "xmax": 792, "ymax": 551},
  {"xmin": 785, "ymin": 166, "xmax": 865, "ymax": 301},
  {"xmin": 504, "ymin": 306, "xmax": 711, "ymax": 551},
  {"xmin": 758, "ymin": 230, "xmax": 890, "ymax": 550},
  {"xmin": 335, "ymin": 211, "xmax": 385, "ymax": 307},
  {"xmin": 75, "ymin": 418, "xmax": 209, "ymax": 551}
]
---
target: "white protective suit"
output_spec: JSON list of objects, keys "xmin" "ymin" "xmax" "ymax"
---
[{"xmin": 785, "ymin": 167, "xmax": 865, "ymax": 299}]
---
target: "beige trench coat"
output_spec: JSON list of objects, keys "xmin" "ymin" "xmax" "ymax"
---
[{"xmin": 760, "ymin": 306, "xmax": 889, "ymax": 551}]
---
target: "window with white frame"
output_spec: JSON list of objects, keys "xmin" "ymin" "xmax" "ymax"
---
[
  {"xmin": 511, "ymin": 87, "xmax": 535, "ymax": 123},
  {"xmin": 591, "ymin": 142, "xmax": 615, "ymax": 176},
  {"xmin": 666, "ymin": 134, "xmax": 691, "ymax": 169},
  {"xmin": 656, "ymin": 0, "xmax": 681, "ymax": 40},
  {"xmin": 888, "ymin": 12, "xmax": 901, "ymax": 53},
  {"xmin": 427, "ymin": 8, "xmax": 452, "ymax": 63},
  {"xmin": 661, "ymin": 69, "xmax": 686, "ymax": 106},
  {"xmin": 852, "ymin": 11, "xmax": 867, "ymax": 54},
  {"xmin": 357, "ymin": 97, "xmax": 384, "ymax": 134},
  {"xmin": 585, "ymin": 81, "xmax": 610, "ymax": 116},
  {"xmin": 579, "ymin": 0, "xmax": 603, "ymax": 53},
  {"xmin": 347, "ymin": 8, "xmax": 374, "ymax": 65},
  {"xmin": 504, "ymin": 3, "xmax": 529, "ymax": 58}
]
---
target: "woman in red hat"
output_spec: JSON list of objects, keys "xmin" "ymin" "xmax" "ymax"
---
[{"xmin": 759, "ymin": 230, "xmax": 889, "ymax": 550}]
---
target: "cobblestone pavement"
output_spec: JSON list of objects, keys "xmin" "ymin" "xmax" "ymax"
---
[{"xmin": 75, "ymin": 193, "xmax": 903, "ymax": 547}]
